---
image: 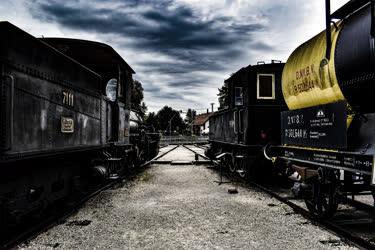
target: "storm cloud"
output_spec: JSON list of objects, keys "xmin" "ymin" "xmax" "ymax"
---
[
  {"xmin": 2, "ymin": 0, "xmax": 348, "ymax": 112},
  {"xmin": 31, "ymin": 0, "xmax": 265, "ymax": 65}
]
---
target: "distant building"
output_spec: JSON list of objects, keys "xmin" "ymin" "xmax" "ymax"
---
[{"xmin": 192, "ymin": 112, "xmax": 213, "ymax": 135}]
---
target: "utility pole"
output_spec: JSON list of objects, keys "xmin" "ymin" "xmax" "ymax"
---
[
  {"xmin": 168, "ymin": 110, "xmax": 183, "ymax": 142},
  {"xmin": 210, "ymin": 103, "xmax": 214, "ymax": 113}
]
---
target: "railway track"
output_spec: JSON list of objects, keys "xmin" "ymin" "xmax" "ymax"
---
[
  {"xmin": 6, "ymin": 144, "xmax": 375, "ymax": 249},
  {"xmin": 2, "ymin": 180, "xmax": 121, "ymax": 250},
  {"xmin": 182, "ymin": 144, "xmax": 209, "ymax": 160},
  {"xmin": 1, "ymin": 148, "xmax": 177, "ymax": 250},
  {"xmin": 248, "ymin": 182, "xmax": 375, "ymax": 249},
  {"xmin": 182, "ymin": 145, "xmax": 375, "ymax": 250}
]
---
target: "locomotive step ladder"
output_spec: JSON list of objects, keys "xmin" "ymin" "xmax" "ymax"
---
[
  {"xmin": 107, "ymin": 157, "xmax": 123, "ymax": 180},
  {"xmin": 236, "ymin": 169, "xmax": 246, "ymax": 175},
  {"xmin": 234, "ymin": 155, "xmax": 247, "ymax": 177},
  {"xmin": 214, "ymin": 152, "xmax": 231, "ymax": 185}
]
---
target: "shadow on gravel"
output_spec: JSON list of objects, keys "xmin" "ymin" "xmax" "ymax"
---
[
  {"xmin": 66, "ymin": 220, "xmax": 92, "ymax": 227},
  {"xmin": 319, "ymin": 239, "xmax": 344, "ymax": 247}
]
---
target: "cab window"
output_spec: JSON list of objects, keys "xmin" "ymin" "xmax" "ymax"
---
[
  {"xmin": 234, "ymin": 87, "xmax": 243, "ymax": 106},
  {"xmin": 257, "ymin": 74, "xmax": 275, "ymax": 99}
]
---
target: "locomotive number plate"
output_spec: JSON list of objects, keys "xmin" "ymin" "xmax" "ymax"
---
[
  {"xmin": 281, "ymin": 101, "xmax": 347, "ymax": 149},
  {"xmin": 61, "ymin": 117, "xmax": 74, "ymax": 133},
  {"xmin": 62, "ymin": 90, "xmax": 74, "ymax": 107}
]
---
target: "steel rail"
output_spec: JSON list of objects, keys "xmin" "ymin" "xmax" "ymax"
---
[
  {"xmin": 181, "ymin": 144, "xmax": 210, "ymax": 160},
  {"xmin": 207, "ymin": 160, "xmax": 375, "ymax": 250},
  {"xmin": 247, "ymin": 180, "xmax": 374, "ymax": 250},
  {"xmin": 162, "ymin": 145, "xmax": 374, "ymax": 249},
  {"xmin": 151, "ymin": 145, "xmax": 180, "ymax": 162},
  {"xmin": 2, "ymin": 146, "xmax": 178, "ymax": 250}
]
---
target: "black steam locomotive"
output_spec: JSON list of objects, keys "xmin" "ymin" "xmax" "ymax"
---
[
  {"xmin": 0, "ymin": 22, "xmax": 159, "ymax": 224},
  {"xmin": 207, "ymin": 0, "xmax": 375, "ymax": 218},
  {"xmin": 206, "ymin": 61, "xmax": 286, "ymax": 178}
]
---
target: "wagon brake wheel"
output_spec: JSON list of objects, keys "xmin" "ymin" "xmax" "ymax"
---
[{"xmin": 304, "ymin": 168, "xmax": 339, "ymax": 219}]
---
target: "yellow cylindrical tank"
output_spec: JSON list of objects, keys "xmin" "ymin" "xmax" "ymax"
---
[{"xmin": 282, "ymin": 24, "xmax": 346, "ymax": 110}]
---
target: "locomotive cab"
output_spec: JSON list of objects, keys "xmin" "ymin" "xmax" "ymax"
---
[
  {"xmin": 208, "ymin": 61, "xmax": 286, "ymax": 178},
  {"xmin": 41, "ymin": 38, "xmax": 135, "ymax": 146},
  {"xmin": 210, "ymin": 61, "xmax": 285, "ymax": 146}
]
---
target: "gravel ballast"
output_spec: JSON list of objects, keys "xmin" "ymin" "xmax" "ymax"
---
[{"xmin": 19, "ymin": 147, "xmax": 356, "ymax": 249}]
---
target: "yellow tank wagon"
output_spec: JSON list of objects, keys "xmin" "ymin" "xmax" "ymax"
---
[
  {"xmin": 265, "ymin": 0, "xmax": 375, "ymax": 218},
  {"xmin": 282, "ymin": 25, "xmax": 345, "ymax": 111}
]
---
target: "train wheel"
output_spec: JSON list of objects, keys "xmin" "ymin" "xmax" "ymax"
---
[{"xmin": 304, "ymin": 169, "xmax": 339, "ymax": 218}]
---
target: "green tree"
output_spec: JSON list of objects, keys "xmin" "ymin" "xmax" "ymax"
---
[
  {"xmin": 184, "ymin": 108, "xmax": 196, "ymax": 135},
  {"xmin": 217, "ymin": 84, "xmax": 229, "ymax": 110},
  {"xmin": 144, "ymin": 112, "xmax": 158, "ymax": 131},
  {"xmin": 156, "ymin": 106, "xmax": 186, "ymax": 135},
  {"xmin": 131, "ymin": 79, "xmax": 147, "ymax": 118},
  {"xmin": 140, "ymin": 102, "xmax": 147, "ymax": 118},
  {"xmin": 184, "ymin": 108, "xmax": 196, "ymax": 124}
]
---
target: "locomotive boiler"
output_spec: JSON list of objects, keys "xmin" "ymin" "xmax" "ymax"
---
[{"xmin": 265, "ymin": 0, "xmax": 375, "ymax": 217}]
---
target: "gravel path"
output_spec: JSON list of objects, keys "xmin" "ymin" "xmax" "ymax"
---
[{"xmin": 18, "ymin": 147, "xmax": 357, "ymax": 250}]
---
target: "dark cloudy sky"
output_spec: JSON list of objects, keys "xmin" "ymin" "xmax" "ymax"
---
[{"xmin": 1, "ymin": 0, "xmax": 346, "ymax": 113}]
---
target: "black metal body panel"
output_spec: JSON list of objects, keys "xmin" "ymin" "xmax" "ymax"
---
[
  {"xmin": 210, "ymin": 109, "xmax": 238, "ymax": 144},
  {"xmin": 1, "ymin": 67, "xmax": 102, "ymax": 158},
  {"xmin": 335, "ymin": 5, "xmax": 375, "ymax": 113},
  {"xmin": 0, "ymin": 66, "xmax": 13, "ymax": 152},
  {"xmin": 225, "ymin": 63, "xmax": 285, "ymax": 109},
  {"xmin": 348, "ymin": 112, "xmax": 375, "ymax": 155},
  {"xmin": 41, "ymin": 38, "xmax": 133, "ymax": 110},
  {"xmin": 331, "ymin": 0, "xmax": 370, "ymax": 19},
  {"xmin": 0, "ymin": 22, "xmax": 104, "ymax": 161},
  {"xmin": 0, "ymin": 21, "xmax": 156, "ymax": 169},
  {"xmin": 0, "ymin": 22, "xmax": 101, "ymax": 95},
  {"xmin": 41, "ymin": 38, "xmax": 133, "ymax": 146},
  {"xmin": 118, "ymin": 102, "xmax": 130, "ymax": 144}
]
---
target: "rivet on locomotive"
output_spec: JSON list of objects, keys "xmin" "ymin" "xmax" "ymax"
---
[
  {"xmin": 207, "ymin": 0, "xmax": 375, "ymax": 218},
  {"xmin": 0, "ymin": 22, "xmax": 159, "ymax": 226}
]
